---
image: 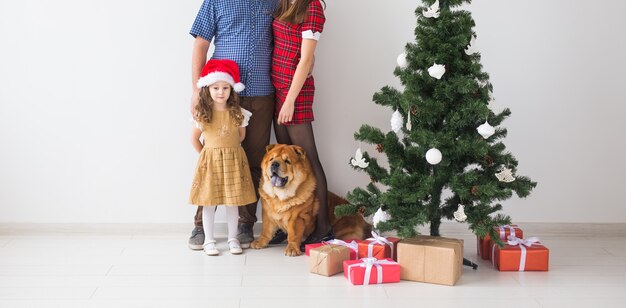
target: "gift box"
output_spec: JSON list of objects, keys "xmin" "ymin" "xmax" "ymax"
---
[
  {"xmin": 477, "ymin": 225, "xmax": 523, "ymax": 260},
  {"xmin": 397, "ymin": 236, "xmax": 463, "ymax": 286},
  {"xmin": 306, "ymin": 239, "xmax": 358, "ymax": 260},
  {"xmin": 305, "ymin": 243, "xmax": 327, "ymax": 256},
  {"xmin": 343, "ymin": 258, "xmax": 400, "ymax": 285},
  {"xmin": 357, "ymin": 231, "xmax": 401, "ymax": 261},
  {"xmin": 492, "ymin": 236, "xmax": 549, "ymax": 271},
  {"xmin": 309, "ymin": 244, "xmax": 352, "ymax": 276}
]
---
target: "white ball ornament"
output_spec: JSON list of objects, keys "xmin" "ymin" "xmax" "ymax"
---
[
  {"xmin": 477, "ymin": 121, "xmax": 495, "ymax": 139},
  {"xmin": 397, "ymin": 53, "xmax": 408, "ymax": 69},
  {"xmin": 425, "ymin": 148, "xmax": 442, "ymax": 165}
]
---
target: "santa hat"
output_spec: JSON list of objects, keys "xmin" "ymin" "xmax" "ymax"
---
[{"xmin": 196, "ymin": 59, "xmax": 245, "ymax": 92}]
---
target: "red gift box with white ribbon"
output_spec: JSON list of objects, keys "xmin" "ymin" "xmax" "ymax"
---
[
  {"xmin": 477, "ymin": 225, "xmax": 524, "ymax": 260},
  {"xmin": 343, "ymin": 257, "xmax": 400, "ymax": 285},
  {"xmin": 356, "ymin": 231, "xmax": 400, "ymax": 261},
  {"xmin": 491, "ymin": 235, "xmax": 549, "ymax": 271}
]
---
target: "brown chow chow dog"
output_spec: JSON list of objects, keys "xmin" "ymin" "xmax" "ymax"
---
[
  {"xmin": 250, "ymin": 144, "xmax": 371, "ymax": 256},
  {"xmin": 327, "ymin": 191, "xmax": 372, "ymax": 241}
]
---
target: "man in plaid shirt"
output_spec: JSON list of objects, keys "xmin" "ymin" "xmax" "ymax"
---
[{"xmin": 188, "ymin": 0, "xmax": 278, "ymax": 250}]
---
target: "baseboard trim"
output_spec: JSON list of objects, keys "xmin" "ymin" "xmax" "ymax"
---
[{"xmin": 2, "ymin": 222, "xmax": 626, "ymax": 237}]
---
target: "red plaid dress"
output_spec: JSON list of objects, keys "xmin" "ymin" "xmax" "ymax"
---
[{"xmin": 271, "ymin": 0, "xmax": 325, "ymax": 125}]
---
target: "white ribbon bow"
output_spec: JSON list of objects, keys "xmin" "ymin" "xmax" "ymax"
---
[
  {"xmin": 507, "ymin": 235, "xmax": 540, "ymax": 247},
  {"xmin": 347, "ymin": 257, "xmax": 397, "ymax": 285},
  {"xmin": 492, "ymin": 235, "xmax": 540, "ymax": 271},
  {"xmin": 507, "ymin": 235, "xmax": 540, "ymax": 271},
  {"xmin": 324, "ymin": 239, "xmax": 358, "ymax": 253},
  {"xmin": 366, "ymin": 231, "xmax": 395, "ymax": 259},
  {"xmin": 498, "ymin": 225, "xmax": 517, "ymax": 240}
]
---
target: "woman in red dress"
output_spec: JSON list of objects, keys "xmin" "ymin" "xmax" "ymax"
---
[{"xmin": 271, "ymin": 0, "xmax": 332, "ymax": 244}]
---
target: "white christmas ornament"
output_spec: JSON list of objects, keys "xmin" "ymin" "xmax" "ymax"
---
[
  {"xmin": 453, "ymin": 205, "xmax": 467, "ymax": 222},
  {"xmin": 423, "ymin": 0, "xmax": 440, "ymax": 18},
  {"xmin": 391, "ymin": 110, "xmax": 404, "ymax": 133},
  {"xmin": 373, "ymin": 207, "xmax": 391, "ymax": 228},
  {"xmin": 397, "ymin": 53, "xmax": 408, "ymax": 69},
  {"xmin": 425, "ymin": 148, "xmax": 442, "ymax": 165},
  {"xmin": 477, "ymin": 120, "xmax": 495, "ymax": 139},
  {"xmin": 350, "ymin": 148, "xmax": 369, "ymax": 169},
  {"xmin": 428, "ymin": 63, "xmax": 446, "ymax": 79},
  {"xmin": 495, "ymin": 167, "xmax": 516, "ymax": 183},
  {"xmin": 406, "ymin": 111, "xmax": 412, "ymax": 130},
  {"xmin": 463, "ymin": 164, "xmax": 483, "ymax": 173},
  {"xmin": 464, "ymin": 36, "xmax": 478, "ymax": 55}
]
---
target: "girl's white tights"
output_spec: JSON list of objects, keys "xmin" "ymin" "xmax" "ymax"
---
[{"xmin": 202, "ymin": 205, "xmax": 240, "ymax": 245}]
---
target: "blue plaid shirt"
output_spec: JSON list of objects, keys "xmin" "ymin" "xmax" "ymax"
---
[{"xmin": 190, "ymin": 0, "xmax": 277, "ymax": 97}]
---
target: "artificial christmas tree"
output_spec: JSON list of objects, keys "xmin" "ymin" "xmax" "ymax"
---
[{"xmin": 336, "ymin": 0, "xmax": 537, "ymax": 246}]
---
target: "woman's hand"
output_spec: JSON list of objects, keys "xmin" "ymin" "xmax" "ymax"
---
[
  {"xmin": 279, "ymin": 39, "xmax": 317, "ymax": 125},
  {"xmin": 277, "ymin": 100, "xmax": 295, "ymax": 125}
]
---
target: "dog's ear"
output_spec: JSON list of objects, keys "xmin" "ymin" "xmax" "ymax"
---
[
  {"xmin": 265, "ymin": 144, "xmax": 277, "ymax": 152},
  {"xmin": 292, "ymin": 145, "xmax": 306, "ymax": 158}
]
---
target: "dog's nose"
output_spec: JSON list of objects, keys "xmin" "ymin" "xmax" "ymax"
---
[{"xmin": 271, "ymin": 161, "xmax": 280, "ymax": 170}]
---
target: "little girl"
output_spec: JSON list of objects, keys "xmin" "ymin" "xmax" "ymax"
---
[{"xmin": 189, "ymin": 59, "xmax": 256, "ymax": 256}]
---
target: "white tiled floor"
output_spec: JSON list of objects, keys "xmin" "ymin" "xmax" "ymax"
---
[{"xmin": 1, "ymin": 223, "xmax": 626, "ymax": 307}]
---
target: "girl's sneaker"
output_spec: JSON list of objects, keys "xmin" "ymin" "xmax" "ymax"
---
[
  {"xmin": 228, "ymin": 239, "xmax": 243, "ymax": 255},
  {"xmin": 203, "ymin": 241, "xmax": 219, "ymax": 256}
]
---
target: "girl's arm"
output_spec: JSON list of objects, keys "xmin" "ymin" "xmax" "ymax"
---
[
  {"xmin": 239, "ymin": 127, "xmax": 246, "ymax": 143},
  {"xmin": 191, "ymin": 126, "xmax": 203, "ymax": 153},
  {"xmin": 276, "ymin": 39, "xmax": 317, "ymax": 125}
]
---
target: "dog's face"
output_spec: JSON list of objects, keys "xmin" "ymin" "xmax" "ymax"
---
[{"xmin": 261, "ymin": 144, "xmax": 313, "ymax": 199}]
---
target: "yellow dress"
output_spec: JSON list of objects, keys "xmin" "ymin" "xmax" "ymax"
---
[{"xmin": 189, "ymin": 108, "xmax": 257, "ymax": 206}]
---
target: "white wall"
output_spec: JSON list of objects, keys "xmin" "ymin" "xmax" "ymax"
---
[{"xmin": 1, "ymin": 0, "xmax": 625, "ymax": 223}]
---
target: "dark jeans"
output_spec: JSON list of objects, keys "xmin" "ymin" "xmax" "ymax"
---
[{"xmin": 194, "ymin": 94, "xmax": 275, "ymax": 227}]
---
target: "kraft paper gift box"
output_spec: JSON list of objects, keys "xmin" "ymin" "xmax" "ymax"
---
[
  {"xmin": 357, "ymin": 231, "xmax": 401, "ymax": 261},
  {"xmin": 309, "ymin": 244, "xmax": 352, "ymax": 276},
  {"xmin": 343, "ymin": 258, "xmax": 400, "ymax": 285},
  {"xmin": 305, "ymin": 243, "xmax": 327, "ymax": 256},
  {"xmin": 491, "ymin": 236, "xmax": 549, "ymax": 271},
  {"xmin": 397, "ymin": 236, "xmax": 464, "ymax": 286},
  {"xmin": 477, "ymin": 224, "xmax": 523, "ymax": 260},
  {"xmin": 306, "ymin": 239, "xmax": 358, "ymax": 260}
]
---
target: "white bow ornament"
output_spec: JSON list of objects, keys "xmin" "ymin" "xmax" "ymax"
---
[
  {"xmin": 350, "ymin": 148, "xmax": 369, "ymax": 168},
  {"xmin": 423, "ymin": 0, "xmax": 440, "ymax": 18}
]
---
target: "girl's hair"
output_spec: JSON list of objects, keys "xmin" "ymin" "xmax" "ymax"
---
[
  {"xmin": 274, "ymin": 0, "xmax": 325, "ymax": 24},
  {"xmin": 194, "ymin": 85, "xmax": 244, "ymax": 127}
]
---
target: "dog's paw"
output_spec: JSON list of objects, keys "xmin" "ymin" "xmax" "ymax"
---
[
  {"xmin": 250, "ymin": 240, "xmax": 268, "ymax": 249},
  {"xmin": 284, "ymin": 243, "xmax": 303, "ymax": 257}
]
